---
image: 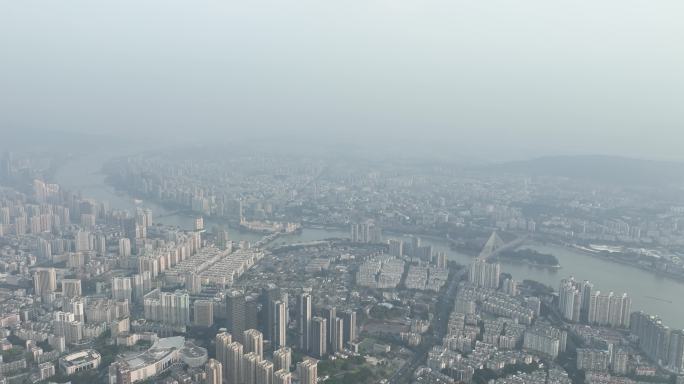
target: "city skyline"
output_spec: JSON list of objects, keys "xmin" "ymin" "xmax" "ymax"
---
[{"xmin": 2, "ymin": 1, "xmax": 684, "ymax": 383}]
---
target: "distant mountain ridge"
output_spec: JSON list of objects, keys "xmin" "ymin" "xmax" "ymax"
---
[{"xmin": 480, "ymin": 155, "xmax": 684, "ymax": 186}]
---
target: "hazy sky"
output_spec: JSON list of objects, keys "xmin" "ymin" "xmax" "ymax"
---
[{"xmin": 1, "ymin": 0, "xmax": 683, "ymax": 160}]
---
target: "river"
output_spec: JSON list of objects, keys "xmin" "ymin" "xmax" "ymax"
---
[{"xmin": 54, "ymin": 151, "xmax": 684, "ymax": 329}]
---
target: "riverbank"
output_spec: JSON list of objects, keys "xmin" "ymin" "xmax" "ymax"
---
[
  {"xmin": 491, "ymin": 248, "xmax": 561, "ymax": 269},
  {"xmin": 492, "ymin": 257, "xmax": 562, "ymax": 270},
  {"xmin": 53, "ymin": 156, "xmax": 684, "ymax": 329},
  {"xmin": 558, "ymin": 241, "xmax": 684, "ymax": 284}
]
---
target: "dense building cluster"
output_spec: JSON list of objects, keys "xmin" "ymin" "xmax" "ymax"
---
[
  {"xmin": 630, "ymin": 312, "xmax": 684, "ymax": 374},
  {"xmin": 558, "ymin": 277, "xmax": 631, "ymax": 328},
  {"xmin": 3, "ymin": 148, "xmax": 684, "ymax": 384}
]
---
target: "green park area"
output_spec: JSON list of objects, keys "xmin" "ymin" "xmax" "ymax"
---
[{"xmin": 318, "ymin": 355, "xmax": 400, "ymax": 384}]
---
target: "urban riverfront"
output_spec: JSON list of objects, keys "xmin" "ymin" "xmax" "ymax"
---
[
  {"xmin": 54, "ymin": 153, "xmax": 684, "ymax": 330},
  {"xmin": 2, "ymin": 147, "xmax": 683, "ymax": 384}
]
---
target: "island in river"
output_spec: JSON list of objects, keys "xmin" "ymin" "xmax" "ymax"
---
[{"xmin": 494, "ymin": 248, "xmax": 561, "ymax": 268}]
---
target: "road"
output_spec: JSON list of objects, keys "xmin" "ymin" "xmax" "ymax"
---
[{"xmin": 388, "ymin": 267, "xmax": 467, "ymax": 384}]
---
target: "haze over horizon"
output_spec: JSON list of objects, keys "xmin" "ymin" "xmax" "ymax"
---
[
  {"xmin": 2, "ymin": 0, "xmax": 683, "ymax": 161},
  {"xmin": 5, "ymin": 3, "xmax": 684, "ymax": 381}
]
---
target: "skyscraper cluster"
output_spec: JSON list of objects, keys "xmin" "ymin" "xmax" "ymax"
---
[
  {"xmin": 296, "ymin": 292, "xmax": 357, "ymax": 359},
  {"xmin": 216, "ymin": 330, "xmax": 297, "ymax": 384},
  {"xmin": 297, "ymin": 359, "xmax": 318, "ymax": 384},
  {"xmin": 468, "ymin": 259, "xmax": 501, "ymax": 289},
  {"xmin": 260, "ymin": 284, "xmax": 288, "ymax": 349},
  {"xmin": 522, "ymin": 325, "xmax": 567, "ymax": 358},
  {"xmin": 557, "ymin": 277, "xmax": 630, "ymax": 328},
  {"xmin": 588, "ymin": 291, "xmax": 631, "ymax": 328},
  {"xmin": 143, "ymin": 289, "xmax": 191, "ymax": 326},
  {"xmin": 33, "ymin": 267, "xmax": 57, "ymax": 300},
  {"xmin": 194, "ymin": 299, "xmax": 214, "ymax": 327},
  {"xmin": 350, "ymin": 221, "xmax": 382, "ymax": 243},
  {"xmin": 630, "ymin": 312, "xmax": 684, "ymax": 373}
]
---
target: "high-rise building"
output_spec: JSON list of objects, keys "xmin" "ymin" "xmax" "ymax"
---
[
  {"xmin": 244, "ymin": 329, "xmax": 264, "ymax": 358},
  {"xmin": 434, "ymin": 251, "xmax": 448, "ymax": 269},
  {"xmin": 414, "ymin": 245, "xmax": 433, "ymax": 261},
  {"xmin": 523, "ymin": 326, "xmax": 567, "ymax": 358},
  {"xmin": 501, "ymin": 277, "xmax": 518, "ymax": 296},
  {"xmin": 94, "ymin": 233, "xmax": 106, "ymax": 256},
  {"xmin": 468, "ymin": 259, "xmax": 500, "ymax": 289},
  {"xmin": 194, "ymin": 300, "xmax": 214, "ymax": 327},
  {"xmin": 138, "ymin": 257, "xmax": 159, "ymax": 278},
  {"xmin": 112, "ymin": 277, "xmax": 133, "ymax": 302},
  {"xmin": 186, "ymin": 272, "xmax": 202, "ymax": 294},
  {"xmin": 61, "ymin": 279, "xmax": 82, "ymax": 298},
  {"xmin": 620, "ymin": 294, "xmax": 632, "ymax": 328},
  {"xmin": 246, "ymin": 295, "xmax": 259, "ymax": 331},
  {"xmin": 311, "ymin": 317, "xmax": 327, "ymax": 358},
  {"xmin": 580, "ymin": 280, "xmax": 594, "ymax": 323},
  {"xmin": 38, "ymin": 362, "xmax": 55, "ymax": 381},
  {"xmin": 226, "ymin": 290, "xmax": 247, "ymax": 342},
  {"xmin": 341, "ymin": 310, "xmax": 357, "ymax": 346},
  {"xmin": 75, "ymin": 230, "xmax": 91, "ymax": 252},
  {"xmin": 261, "ymin": 284, "xmax": 281, "ymax": 341},
  {"xmin": 39, "ymin": 238, "xmax": 52, "ymax": 261},
  {"xmin": 217, "ymin": 230, "xmax": 231, "ymax": 250},
  {"xmin": 612, "ymin": 347, "xmax": 629, "ymax": 375},
  {"xmin": 596, "ymin": 292, "xmax": 613, "ymax": 326},
  {"xmin": 273, "ymin": 347, "xmax": 292, "ymax": 372},
  {"xmin": 135, "ymin": 207, "xmax": 153, "ymax": 228},
  {"xmin": 119, "ymin": 237, "xmax": 131, "ymax": 258},
  {"xmin": 525, "ymin": 297, "xmax": 541, "ymax": 318},
  {"xmin": 123, "ymin": 217, "xmax": 143, "ymax": 242},
  {"xmin": 558, "ymin": 278, "xmax": 581, "ymax": 322},
  {"xmin": 274, "ymin": 369, "xmax": 292, "ymax": 384},
  {"xmin": 34, "ymin": 268, "xmax": 56, "ymax": 298},
  {"xmin": 273, "ymin": 301, "xmax": 287, "ymax": 349},
  {"xmin": 297, "ymin": 360, "xmax": 318, "ymax": 384},
  {"xmin": 608, "ymin": 293, "xmax": 624, "ymax": 327},
  {"xmin": 630, "ymin": 312, "xmax": 671, "ymax": 367},
  {"xmin": 242, "ymin": 352, "xmax": 262, "ymax": 384},
  {"xmin": 280, "ymin": 292, "xmax": 289, "ymax": 334},
  {"xmin": 256, "ymin": 360, "xmax": 274, "ymax": 384},
  {"xmin": 667, "ymin": 329, "xmax": 684, "ymax": 373},
  {"xmin": 388, "ymin": 239, "xmax": 403, "ymax": 257},
  {"xmin": 558, "ymin": 277, "xmax": 632, "ymax": 328},
  {"xmin": 52, "ymin": 311, "xmax": 82, "ymax": 344},
  {"xmin": 70, "ymin": 298, "xmax": 85, "ymax": 322},
  {"xmin": 195, "ymin": 216, "xmax": 204, "ymax": 231},
  {"xmin": 215, "ymin": 331, "xmax": 233, "ymax": 382},
  {"xmin": 587, "ymin": 290, "xmax": 628, "ymax": 327},
  {"xmin": 143, "ymin": 289, "xmax": 190, "ymax": 326},
  {"xmin": 227, "ymin": 341, "xmax": 244, "ymax": 384},
  {"xmin": 205, "ymin": 358, "xmax": 222, "ymax": 384},
  {"xmin": 132, "ymin": 272, "xmax": 151, "ymax": 303},
  {"xmin": 323, "ymin": 307, "xmax": 336, "ymax": 351},
  {"xmin": 577, "ymin": 349, "xmax": 610, "ymax": 372},
  {"xmin": 350, "ymin": 222, "xmax": 381, "ymax": 243},
  {"xmin": 163, "ymin": 290, "xmax": 191, "ymax": 325},
  {"xmin": 297, "ymin": 293, "xmax": 312, "ymax": 351},
  {"xmin": 588, "ymin": 291, "xmax": 599, "ymax": 324},
  {"xmin": 331, "ymin": 317, "xmax": 344, "ymax": 354}
]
